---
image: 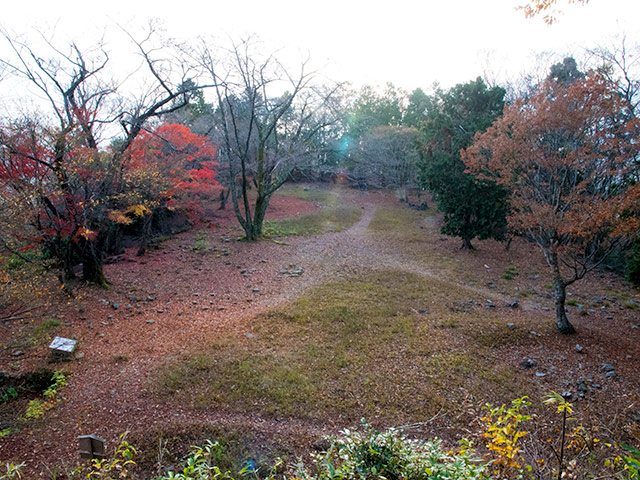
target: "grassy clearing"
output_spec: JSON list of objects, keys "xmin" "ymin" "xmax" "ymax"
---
[
  {"xmin": 157, "ymin": 270, "xmax": 535, "ymax": 425},
  {"xmin": 368, "ymin": 206, "xmax": 432, "ymax": 244},
  {"xmin": 264, "ymin": 186, "xmax": 361, "ymax": 236}
]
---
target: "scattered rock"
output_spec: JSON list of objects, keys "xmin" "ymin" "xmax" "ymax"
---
[
  {"xmin": 74, "ymin": 352, "xmax": 85, "ymax": 360},
  {"xmin": 561, "ymin": 391, "xmax": 572, "ymax": 399},
  {"xmin": 602, "ymin": 363, "xmax": 615, "ymax": 372},
  {"xmin": 535, "ymin": 372, "xmax": 546, "ymax": 377},
  {"xmin": 520, "ymin": 358, "xmax": 538, "ymax": 368},
  {"xmin": 146, "ymin": 296, "xmax": 154, "ymax": 302},
  {"xmin": 505, "ymin": 300, "xmax": 519, "ymax": 309},
  {"xmin": 507, "ymin": 322, "xmax": 516, "ymax": 329},
  {"xmin": 252, "ymin": 287, "xmax": 260, "ymax": 293},
  {"xmin": 217, "ymin": 306, "xmax": 225, "ymax": 311},
  {"xmin": 157, "ymin": 309, "xmax": 164, "ymax": 313},
  {"xmin": 112, "ymin": 303, "xmax": 119, "ymax": 310},
  {"xmin": 605, "ymin": 370, "xmax": 616, "ymax": 378},
  {"xmin": 487, "ymin": 282, "xmax": 496, "ymax": 288},
  {"xmin": 146, "ymin": 319, "xmax": 155, "ymax": 324},
  {"xmin": 575, "ymin": 344, "xmax": 584, "ymax": 353},
  {"xmin": 246, "ymin": 333, "xmax": 255, "ymax": 339},
  {"xmin": 577, "ymin": 380, "xmax": 588, "ymax": 393},
  {"xmin": 11, "ymin": 351, "xmax": 23, "ymax": 357}
]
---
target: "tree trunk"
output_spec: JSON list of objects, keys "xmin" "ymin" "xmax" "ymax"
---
[
  {"xmin": 553, "ymin": 275, "xmax": 576, "ymax": 334},
  {"xmin": 82, "ymin": 241, "xmax": 109, "ymax": 288},
  {"xmin": 461, "ymin": 238, "xmax": 474, "ymax": 250},
  {"xmin": 218, "ymin": 189, "xmax": 229, "ymax": 210},
  {"xmin": 137, "ymin": 213, "xmax": 153, "ymax": 256}
]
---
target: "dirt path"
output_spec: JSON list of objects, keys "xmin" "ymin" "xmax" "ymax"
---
[{"xmin": 3, "ymin": 187, "xmax": 634, "ymax": 475}]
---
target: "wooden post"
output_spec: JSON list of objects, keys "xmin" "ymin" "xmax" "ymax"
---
[{"xmin": 78, "ymin": 435, "xmax": 106, "ymax": 460}]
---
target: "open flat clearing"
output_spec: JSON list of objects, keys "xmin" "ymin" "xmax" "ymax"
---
[{"xmin": 0, "ymin": 184, "xmax": 638, "ymax": 476}]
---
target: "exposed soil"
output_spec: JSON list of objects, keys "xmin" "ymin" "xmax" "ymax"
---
[{"xmin": 0, "ymin": 185, "xmax": 638, "ymax": 477}]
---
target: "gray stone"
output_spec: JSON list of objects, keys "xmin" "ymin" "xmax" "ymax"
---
[
  {"xmin": 520, "ymin": 358, "xmax": 538, "ymax": 368},
  {"xmin": 252, "ymin": 287, "xmax": 260, "ymax": 293},
  {"xmin": 605, "ymin": 370, "xmax": 616, "ymax": 378},
  {"xmin": 112, "ymin": 303, "xmax": 119, "ymax": 310},
  {"xmin": 11, "ymin": 350, "xmax": 23, "ymax": 357},
  {"xmin": 74, "ymin": 352, "xmax": 85, "ymax": 360},
  {"xmin": 535, "ymin": 372, "xmax": 546, "ymax": 377},
  {"xmin": 507, "ymin": 323, "xmax": 516, "ymax": 328},
  {"xmin": 506, "ymin": 300, "xmax": 519, "ymax": 309},
  {"xmin": 602, "ymin": 363, "xmax": 615, "ymax": 372},
  {"xmin": 146, "ymin": 319, "xmax": 155, "ymax": 324},
  {"xmin": 575, "ymin": 344, "xmax": 584, "ymax": 353},
  {"xmin": 246, "ymin": 333, "xmax": 255, "ymax": 339}
]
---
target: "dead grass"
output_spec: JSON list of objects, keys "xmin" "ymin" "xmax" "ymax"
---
[{"xmin": 157, "ymin": 270, "xmax": 535, "ymax": 425}]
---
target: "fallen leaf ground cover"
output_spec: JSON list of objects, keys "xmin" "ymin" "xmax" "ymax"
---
[{"xmin": 0, "ymin": 184, "xmax": 638, "ymax": 478}]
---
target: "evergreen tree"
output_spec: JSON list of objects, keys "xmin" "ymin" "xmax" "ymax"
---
[{"xmin": 418, "ymin": 77, "xmax": 508, "ymax": 249}]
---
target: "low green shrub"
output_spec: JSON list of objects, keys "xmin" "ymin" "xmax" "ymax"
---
[{"xmin": 297, "ymin": 422, "xmax": 489, "ymax": 480}]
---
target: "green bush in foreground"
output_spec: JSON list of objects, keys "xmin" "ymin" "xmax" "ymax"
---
[
  {"xmin": 158, "ymin": 422, "xmax": 488, "ymax": 480},
  {"xmin": 297, "ymin": 422, "xmax": 489, "ymax": 480}
]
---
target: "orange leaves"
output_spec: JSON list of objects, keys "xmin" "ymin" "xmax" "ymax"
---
[
  {"xmin": 464, "ymin": 71, "xmax": 640, "ymax": 281},
  {"xmin": 520, "ymin": 0, "xmax": 590, "ymax": 24},
  {"xmin": 74, "ymin": 227, "xmax": 98, "ymax": 242},
  {"xmin": 108, "ymin": 211, "xmax": 133, "ymax": 225}
]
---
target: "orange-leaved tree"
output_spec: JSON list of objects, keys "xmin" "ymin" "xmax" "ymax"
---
[
  {"xmin": 463, "ymin": 73, "xmax": 640, "ymax": 334},
  {"xmin": 125, "ymin": 123, "xmax": 221, "ymax": 254},
  {"xmin": 520, "ymin": 0, "xmax": 589, "ymax": 24}
]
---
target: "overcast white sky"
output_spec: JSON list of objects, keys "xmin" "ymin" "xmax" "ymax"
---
[{"xmin": 2, "ymin": 0, "xmax": 640, "ymax": 93}]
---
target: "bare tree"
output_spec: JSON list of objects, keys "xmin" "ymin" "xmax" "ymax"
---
[
  {"xmin": 0, "ymin": 24, "xmax": 207, "ymax": 285},
  {"xmin": 350, "ymin": 125, "xmax": 420, "ymax": 201},
  {"xmin": 588, "ymin": 35, "xmax": 640, "ymax": 118},
  {"xmin": 198, "ymin": 38, "xmax": 342, "ymax": 240}
]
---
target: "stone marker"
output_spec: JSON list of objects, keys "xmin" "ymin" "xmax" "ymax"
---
[
  {"xmin": 49, "ymin": 336, "xmax": 77, "ymax": 360},
  {"xmin": 78, "ymin": 435, "xmax": 106, "ymax": 459}
]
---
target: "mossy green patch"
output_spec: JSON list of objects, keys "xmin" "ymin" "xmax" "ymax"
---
[
  {"xmin": 264, "ymin": 186, "xmax": 361, "ymax": 236},
  {"xmin": 157, "ymin": 270, "xmax": 529, "ymax": 424}
]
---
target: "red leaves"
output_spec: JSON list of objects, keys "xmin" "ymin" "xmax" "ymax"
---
[{"xmin": 125, "ymin": 123, "xmax": 222, "ymax": 219}]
